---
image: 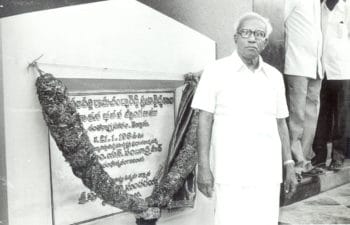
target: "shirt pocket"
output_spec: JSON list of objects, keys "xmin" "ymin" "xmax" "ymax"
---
[
  {"xmin": 336, "ymin": 21, "xmax": 347, "ymax": 38},
  {"xmin": 332, "ymin": 5, "xmax": 347, "ymax": 38}
]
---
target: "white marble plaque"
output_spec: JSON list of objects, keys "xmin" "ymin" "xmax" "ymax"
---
[{"xmin": 49, "ymin": 90, "xmax": 175, "ymax": 225}]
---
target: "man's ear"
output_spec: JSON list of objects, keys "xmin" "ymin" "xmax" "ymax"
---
[
  {"xmin": 234, "ymin": 34, "xmax": 238, "ymax": 43},
  {"xmin": 262, "ymin": 38, "xmax": 268, "ymax": 48},
  {"xmin": 258, "ymin": 38, "xmax": 269, "ymax": 52}
]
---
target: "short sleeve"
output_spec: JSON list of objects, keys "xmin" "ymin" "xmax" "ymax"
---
[
  {"xmin": 275, "ymin": 72, "xmax": 289, "ymax": 119},
  {"xmin": 191, "ymin": 65, "xmax": 217, "ymax": 113}
]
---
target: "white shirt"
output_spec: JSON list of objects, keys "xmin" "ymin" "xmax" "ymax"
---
[
  {"xmin": 284, "ymin": 0, "xmax": 323, "ymax": 78},
  {"xmin": 322, "ymin": 0, "xmax": 350, "ymax": 79},
  {"xmin": 191, "ymin": 52, "xmax": 289, "ymax": 185}
]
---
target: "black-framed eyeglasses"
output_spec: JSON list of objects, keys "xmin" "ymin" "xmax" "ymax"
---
[{"xmin": 237, "ymin": 29, "xmax": 266, "ymax": 40}]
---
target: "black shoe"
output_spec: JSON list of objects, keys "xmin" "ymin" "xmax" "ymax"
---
[
  {"xmin": 301, "ymin": 167, "xmax": 325, "ymax": 177},
  {"xmin": 311, "ymin": 156, "xmax": 326, "ymax": 167},
  {"xmin": 328, "ymin": 160, "xmax": 343, "ymax": 171},
  {"xmin": 313, "ymin": 162, "xmax": 326, "ymax": 169}
]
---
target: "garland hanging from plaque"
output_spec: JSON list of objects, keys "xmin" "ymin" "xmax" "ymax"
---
[{"xmin": 31, "ymin": 61, "xmax": 199, "ymax": 225}]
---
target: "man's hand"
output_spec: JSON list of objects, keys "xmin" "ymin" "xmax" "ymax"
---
[
  {"xmin": 197, "ymin": 166, "xmax": 214, "ymax": 198},
  {"xmin": 283, "ymin": 163, "xmax": 298, "ymax": 199},
  {"xmin": 197, "ymin": 110, "xmax": 214, "ymax": 198}
]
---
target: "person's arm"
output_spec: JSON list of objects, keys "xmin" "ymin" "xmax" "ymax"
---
[
  {"xmin": 277, "ymin": 118, "xmax": 297, "ymax": 197},
  {"xmin": 197, "ymin": 109, "xmax": 214, "ymax": 198}
]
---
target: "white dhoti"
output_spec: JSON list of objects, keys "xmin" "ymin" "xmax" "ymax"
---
[{"xmin": 214, "ymin": 183, "xmax": 281, "ymax": 225}]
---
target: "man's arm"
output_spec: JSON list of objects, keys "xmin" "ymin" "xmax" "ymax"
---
[
  {"xmin": 197, "ymin": 109, "xmax": 214, "ymax": 198},
  {"xmin": 277, "ymin": 118, "xmax": 297, "ymax": 197}
]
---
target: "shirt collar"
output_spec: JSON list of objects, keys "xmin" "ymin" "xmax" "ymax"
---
[{"xmin": 230, "ymin": 51, "xmax": 265, "ymax": 73}]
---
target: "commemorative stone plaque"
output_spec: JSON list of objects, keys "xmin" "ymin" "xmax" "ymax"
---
[{"xmin": 49, "ymin": 90, "xmax": 175, "ymax": 225}]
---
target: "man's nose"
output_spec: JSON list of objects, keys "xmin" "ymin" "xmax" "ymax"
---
[{"xmin": 247, "ymin": 34, "xmax": 257, "ymax": 42}]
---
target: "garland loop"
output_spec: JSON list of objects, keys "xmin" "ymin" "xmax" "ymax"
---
[{"xmin": 35, "ymin": 71, "xmax": 198, "ymax": 223}]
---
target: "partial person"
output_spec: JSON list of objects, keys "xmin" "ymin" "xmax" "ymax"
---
[
  {"xmin": 284, "ymin": 0, "xmax": 324, "ymax": 176},
  {"xmin": 192, "ymin": 12, "xmax": 297, "ymax": 225},
  {"xmin": 312, "ymin": 0, "xmax": 350, "ymax": 171}
]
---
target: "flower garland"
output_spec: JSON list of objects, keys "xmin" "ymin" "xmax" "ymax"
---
[
  {"xmin": 36, "ymin": 73, "xmax": 152, "ymax": 213},
  {"xmin": 34, "ymin": 70, "xmax": 199, "ymax": 224},
  {"xmin": 147, "ymin": 83, "xmax": 199, "ymax": 208}
]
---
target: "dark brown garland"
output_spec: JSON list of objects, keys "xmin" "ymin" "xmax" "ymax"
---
[
  {"xmin": 35, "ymin": 71, "xmax": 199, "ymax": 225},
  {"xmin": 36, "ymin": 73, "xmax": 148, "ymax": 213},
  {"xmin": 147, "ymin": 111, "xmax": 199, "ymax": 208}
]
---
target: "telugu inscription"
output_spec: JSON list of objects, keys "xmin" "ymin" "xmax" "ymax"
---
[
  {"xmin": 70, "ymin": 91, "xmax": 175, "ymax": 198},
  {"xmin": 49, "ymin": 90, "xmax": 175, "ymax": 225}
]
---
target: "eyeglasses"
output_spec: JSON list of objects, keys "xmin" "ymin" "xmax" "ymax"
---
[{"xmin": 237, "ymin": 29, "xmax": 266, "ymax": 40}]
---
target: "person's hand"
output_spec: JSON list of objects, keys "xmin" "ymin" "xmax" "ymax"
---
[
  {"xmin": 197, "ymin": 166, "xmax": 214, "ymax": 198},
  {"xmin": 283, "ymin": 163, "xmax": 298, "ymax": 199}
]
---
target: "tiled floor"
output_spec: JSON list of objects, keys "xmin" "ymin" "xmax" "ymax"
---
[{"xmin": 279, "ymin": 179, "xmax": 350, "ymax": 224}]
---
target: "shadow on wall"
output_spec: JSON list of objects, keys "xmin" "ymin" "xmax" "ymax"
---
[
  {"xmin": 0, "ymin": 0, "xmax": 106, "ymax": 18},
  {"xmin": 253, "ymin": 0, "xmax": 285, "ymax": 73},
  {"xmin": 261, "ymin": 41, "xmax": 285, "ymax": 73}
]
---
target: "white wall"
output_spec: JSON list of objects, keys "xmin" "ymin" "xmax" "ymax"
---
[
  {"xmin": 138, "ymin": 0, "xmax": 253, "ymax": 59},
  {"xmin": 0, "ymin": 1, "xmax": 215, "ymax": 224}
]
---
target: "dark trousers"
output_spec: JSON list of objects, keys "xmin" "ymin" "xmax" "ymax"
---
[{"xmin": 312, "ymin": 79, "xmax": 350, "ymax": 164}]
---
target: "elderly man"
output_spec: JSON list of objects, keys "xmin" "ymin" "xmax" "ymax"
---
[{"xmin": 191, "ymin": 12, "xmax": 297, "ymax": 225}]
